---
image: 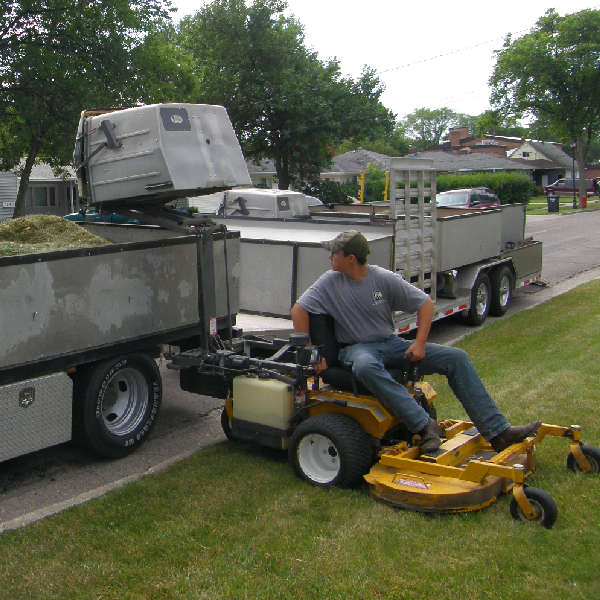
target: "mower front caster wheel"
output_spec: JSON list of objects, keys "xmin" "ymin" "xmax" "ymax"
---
[
  {"xmin": 289, "ymin": 413, "xmax": 373, "ymax": 488},
  {"xmin": 566, "ymin": 445, "xmax": 600, "ymax": 474},
  {"xmin": 509, "ymin": 487, "xmax": 557, "ymax": 529}
]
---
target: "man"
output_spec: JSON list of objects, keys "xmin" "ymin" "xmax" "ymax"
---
[{"xmin": 290, "ymin": 230, "xmax": 541, "ymax": 453}]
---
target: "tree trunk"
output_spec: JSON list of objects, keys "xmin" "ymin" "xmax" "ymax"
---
[
  {"xmin": 275, "ymin": 154, "xmax": 290, "ymax": 190},
  {"xmin": 12, "ymin": 142, "xmax": 39, "ymax": 218}
]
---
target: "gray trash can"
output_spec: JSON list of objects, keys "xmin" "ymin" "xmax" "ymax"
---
[{"xmin": 547, "ymin": 195, "xmax": 559, "ymax": 213}]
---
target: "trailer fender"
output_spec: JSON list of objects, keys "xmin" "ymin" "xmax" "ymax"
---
[{"xmin": 454, "ymin": 259, "xmax": 513, "ymax": 295}]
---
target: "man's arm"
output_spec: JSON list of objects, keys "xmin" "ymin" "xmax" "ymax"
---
[
  {"xmin": 290, "ymin": 303, "xmax": 328, "ymax": 374},
  {"xmin": 404, "ymin": 297, "xmax": 434, "ymax": 362}
]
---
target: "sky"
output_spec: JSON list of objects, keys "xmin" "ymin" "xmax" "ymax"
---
[{"xmin": 169, "ymin": 1, "xmax": 597, "ymax": 120}]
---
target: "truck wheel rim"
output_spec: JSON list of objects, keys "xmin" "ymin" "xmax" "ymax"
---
[
  {"xmin": 498, "ymin": 275, "xmax": 511, "ymax": 307},
  {"xmin": 297, "ymin": 433, "xmax": 341, "ymax": 484},
  {"xmin": 101, "ymin": 368, "xmax": 149, "ymax": 436},
  {"xmin": 475, "ymin": 283, "xmax": 489, "ymax": 317}
]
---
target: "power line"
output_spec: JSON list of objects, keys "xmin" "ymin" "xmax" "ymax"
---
[{"xmin": 376, "ymin": 4, "xmax": 600, "ymax": 76}]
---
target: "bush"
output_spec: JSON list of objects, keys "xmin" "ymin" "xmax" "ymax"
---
[{"xmin": 436, "ymin": 172, "xmax": 533, "ymax": 204}]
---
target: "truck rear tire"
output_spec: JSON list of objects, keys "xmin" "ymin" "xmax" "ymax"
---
[
  {"xmin": 490, "ymin": 265, "xmax": 514, "ymax": 316},
  {"xmin": 73, "ymin": 353, "xmax": 162, "ymax": 458},
  {"xmin": 289, "ymin": 413, "xmax": 373, "ymax": 488},
  {"xmin": 464, "ymin": 272, "xmax": 491, "ymax": 326}
]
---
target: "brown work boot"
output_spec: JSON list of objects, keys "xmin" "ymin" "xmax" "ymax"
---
[
  {"xmin": 490, "ymin": 421, "xmax": 542, "ymax": 452},
  {"xmin": 418, "ymin": 418, "xmax": 442, "ymax": 452}
]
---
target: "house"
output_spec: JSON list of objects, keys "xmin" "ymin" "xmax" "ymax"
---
[
  {"xmin": 436, "ymin": 127, "xmax": 525, "ymax": 157},
  {"xmin": 0, "ymin": 163, "xmax": 80, "ymax": 222},
  {"xmin": 406, "ymin": 150, "xmax": 534, "ymax": 175},
  {"xmin": 320, "ymin": 148, "xmax": 392, "ymax": 184},
  {"xmin": 246, "ymin": 158, "xmax": 277, "ymax": 189},
  {"xmin": 508, "ymin": 141, "xmax": 574, "ymax": 187}
]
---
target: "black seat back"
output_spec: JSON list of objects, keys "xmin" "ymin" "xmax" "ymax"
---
[{"xmin": 308, "ymin": 313, "xmax": 370, "ymax": 393}]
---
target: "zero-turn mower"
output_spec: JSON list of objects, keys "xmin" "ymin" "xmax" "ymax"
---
[{"xmin": 172, "ymin": 317, "xmax": 599, "ymax": 529}]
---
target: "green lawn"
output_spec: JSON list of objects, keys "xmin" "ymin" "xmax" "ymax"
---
[
  {"xmin": 526, "ymin": 194, "xmax": 600, "ymax": 215},
  {"xmin": 1, "ymin": 281, "xmax": 599, "ymax": 599}
]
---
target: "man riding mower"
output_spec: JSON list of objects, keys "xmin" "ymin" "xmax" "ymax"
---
[{"xmin": 173, "ymin": 317, "xmax": 599, "ymax": 529}]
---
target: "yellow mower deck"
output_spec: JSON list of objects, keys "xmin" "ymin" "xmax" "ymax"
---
[{"xmin": 364, "ymin": 421, "xmax": 587, "ymax": 514}]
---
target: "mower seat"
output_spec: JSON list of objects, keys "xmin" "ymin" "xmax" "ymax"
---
[{"xmin": 308, "ymin": 313, "xmax": 406, "ymax": 395}]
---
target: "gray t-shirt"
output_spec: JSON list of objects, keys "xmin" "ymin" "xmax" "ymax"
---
[{"xmin": 297, "ymin": 265, "xmax": 429, "ymax": 344}]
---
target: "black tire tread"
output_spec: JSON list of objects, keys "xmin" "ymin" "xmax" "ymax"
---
[
  {"xmin": 566, "ymin": 445, "xmax": 600, "ymax": 474},
  {"xmin": 490, "ymin": 265, "xmax": 514, "ymax": 316},
  {"xmin": 509, "ymin": 486, "xmax": 558, "ymax": 529}
]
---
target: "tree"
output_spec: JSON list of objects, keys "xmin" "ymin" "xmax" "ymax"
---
[
  {"xmin": 472, "ymin": 109, "xmax": 528, "ymax": 139},
  {"xmin": 490, "ymin": 8, "xmax": 600, "ymax": 200},
  {"xmin": 402, "ymin": 107, "xmax": 462, "ymax": 150},
  {"xmin": 0, "ymin": 0, "xmax": 176, "ymax": 217},
  {"xmin": 178, "ymin": 0, "xmax": 394, "ymax": 189}
]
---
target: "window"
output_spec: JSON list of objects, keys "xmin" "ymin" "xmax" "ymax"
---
[
  {"xmin": 521, "ymin": 151, "xmax": 530, "ymax": 157},
  {"xmin": 32, "ymin": 186, "xmax": 57, "ymax": 207}
]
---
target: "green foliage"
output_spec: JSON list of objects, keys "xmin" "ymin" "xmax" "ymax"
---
[
  {"xmin": 490, "ymin": 8, "xmax": 600, "ymax": 195},
  {"xmin": 437, "ymin": 172, "xmax": 534, "ymax": 204},
  {"xmin": 302, "ymin": 179, "xmax": 358, "ymax": 204},
  {"xmin": 402, "ymin": 107, "xmax": 463, "ymax": 150},
  {"xmin": 0, "ymin": 0, "xmax": 177, "ymax": 217},
  {"xmin": 363, "ymin": 162, "xmax": 387, "ymax": 203},
  {"xmin": 178, "ymin": 0, "xmax": 394, "ymax": 189}
]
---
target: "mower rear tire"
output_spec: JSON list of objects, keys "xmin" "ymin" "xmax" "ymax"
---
[
  {"xmin": 566, "ymin": 445, "xmax": 600, "ymax": 474},
  {"xmin": 509, "ymin": 487, "xmax": 557, "ymax": 529},
  {"xmin": 289, "ymin": 413, "xmax": 373, "ymax": 488}
]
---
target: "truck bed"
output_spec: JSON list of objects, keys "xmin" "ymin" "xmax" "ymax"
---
[{"xmin": 0, "ymin": 224, "xmax": 240, "ymax": 384}]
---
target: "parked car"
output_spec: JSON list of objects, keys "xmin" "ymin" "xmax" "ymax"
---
[
  {"xmin": 543, "ymin": 178, "xmax": 598, "ymax": 196},
  {"xmin": 63, "ymin": 208, "xmax": 140, "ymax": 224},
  {"xmin": 436, "ymin": 188, "xmax": 501, "ymax": 209}
]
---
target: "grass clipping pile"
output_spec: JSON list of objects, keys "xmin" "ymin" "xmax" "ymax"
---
[{"xmin": 0, "ymin": 215, "xmax": 110, "ymax": 257}]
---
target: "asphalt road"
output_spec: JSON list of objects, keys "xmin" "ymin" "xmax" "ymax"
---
[{"xmin": 2, "ymin": 210, "xmax": 600, "ymax": 532}]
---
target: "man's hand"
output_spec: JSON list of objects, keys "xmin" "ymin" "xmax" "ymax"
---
[
  {"xmin": 314, "ymin": 356, "xmax": 328, "ymax": 375},
  {"xmin": 405, "ymin": 340, "xmax": 426, "ymax": 362}
]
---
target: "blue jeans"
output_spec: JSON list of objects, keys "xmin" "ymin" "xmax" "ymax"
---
[{"xmin": 338, "ymin": 335, "xmax": 509, "ymax": 440}]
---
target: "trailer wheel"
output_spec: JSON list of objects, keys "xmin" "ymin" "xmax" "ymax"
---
[
  {"xmin": 490, "ymin": 265, "xmax": 514, "ymax": 316},
  {"xmin": 73, "ymin": 354, "xmax": 162, "ymax": 458},
  {"xmin": 289, "ymin": 413, "xmax": 373, "ymax": 487},
  {"xmin": 566, "ymin": 445, "xmax": 600, "ymax": 474},
  {"xmin": 464, "ymin": 272, "xmax": 490, "ymax": 326},
  {"xmin": 509, "ymin": 487, "xmax": 557, "ymax": 529}
]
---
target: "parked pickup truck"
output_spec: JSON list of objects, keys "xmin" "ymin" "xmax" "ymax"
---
[{"xmin": 543, "ymin": 178, "xmax": 598, "ymax": 196}]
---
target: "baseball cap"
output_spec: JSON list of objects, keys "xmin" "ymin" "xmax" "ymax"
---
[{"xmin": 321, "ymin": 230, "xmax": 370, "ymax": 262}]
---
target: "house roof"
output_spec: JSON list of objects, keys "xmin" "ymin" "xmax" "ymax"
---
[
  {"xmin": 407, "ymin": 151, "xmax": 533, "ymax": 173},
  {"xmin": 519, "ymin": 141, "xmax": 572, "ymax": 168},
  {"xmin": 323, "ymin": 148, "xmax": 392, "ymax": 174}
]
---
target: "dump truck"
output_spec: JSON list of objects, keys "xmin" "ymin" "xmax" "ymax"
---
[{"xmin": 0, "ymin": 103, "xmax": 249, "ymax": 463}]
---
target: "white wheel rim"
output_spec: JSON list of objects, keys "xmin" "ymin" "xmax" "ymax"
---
[
  {"xmin": 498, "ymin": 275, "xmax": 511, "ymax": 307},
  {"xmin": 101, "ymin": 368, "xmax": 149, "ymax": 436},
  {"xmin": 475, "ymin": 282, "xmax": 489, "ymax": 317},
  {"xmin": 297, "ymin": 433, "xmax": 341, "ymax": 484}
]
